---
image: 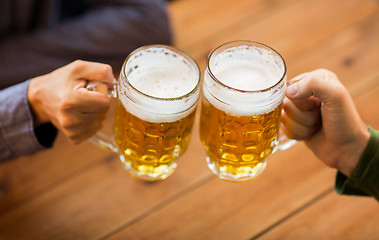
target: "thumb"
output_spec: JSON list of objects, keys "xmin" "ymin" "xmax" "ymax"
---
[{"xmin": 286, "ymin": 69, "xmax": 346, "ymax": 105}]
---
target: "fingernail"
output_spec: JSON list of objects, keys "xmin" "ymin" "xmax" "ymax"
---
[
  {"xmin": 286, "ymin": 83, "xmax": 298, "ymax": 97},
  {"xmin": 288, "ymin": 73, "xmax": 307, "ymax": 85},
  {"xmin": 290, "ymin": 76, "xmax": 302, "ymax": 82}
]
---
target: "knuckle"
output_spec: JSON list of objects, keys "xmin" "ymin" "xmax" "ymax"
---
[
  {"xmin": 101, "ymin": 64, "xmax": 112, "ymax": 74},
  {"xmin": 88, "ymin": 122, "xmax": 102, "ymax": 134},
  {"xmin": 60, "ymin": 100, "xmax": 75, "ymax": 111},
  {"xmin": 59, "ymin": 116, "xmax": 77, "ymax": 129},
  {"xmin": 69, "ymin": 137, "xmax": 82, "ymax": 145},
  {"xmin": 332, "ymin": 84, "xmax": 347, "ymax": 98},
  {"xmin": 315, "ymin": 68, "xmax": 339, "ymax": 84},
  {"xmin": 61, "ymin": 129, "xmax": 78, "ymax": 144},
  {"xmin": 92, "ymin": 101, "xmax": 111, "ymax": 114},
  {"xmin": 69, "ymin": 60, "xmax": 87, "ymax": 75},
  {"xmin": 95, "ymin": 122, "xmax": 103, "ymax": 131},
  {"xmin": 59, "ymin": 92, "xmax": 80, "ymax": 110},
  {"xmin": 305, "ymin": 110, "xmax": 322, "ymax": 127},
  {"xmin": 282, "ymin": 116, "xmax": 318, "ymax": 141},
  {"xmin": 66, "ymin": 132, "xmax": 83, "ymax": 145},
  {"xmin": 285, "ymin": 129, "xmax": 305, "ymax": 140},
  {"xmin": 307, "ymin": 74, "xmax": 319, "ymax": 87},
  {"xmin": 101, "ymin": 101, "xmax": 111, "ymax": 112},
  {"xmin": 284, "ymin": 130, "xmax": 298, "ymax": 140},
  {"xmin": 315, "ymin": 68, "xmax": 330, "ymax": 75},
  {"xmin": 71, "ymin": 60, "xmax": 86, "ymax": 68},
  {"xmin": 98, "ymin": 64, "xmax": 113, "ymax": 80}
]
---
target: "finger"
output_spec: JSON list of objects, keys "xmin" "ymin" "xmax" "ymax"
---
[
  {"xmin": 281, "ymin": 112, "xmax": 320, "ymax": 140},
  {"xmin": 64, "ymin": 120, "xmax": 103, "ymax": 144},
  {"xmin": 283, "ymin": 99, "xmax": 321, "ymax": 127},
  {"xmin": 69, "ymin": 60, "xmax": 116, "ymax": 84},
  {"xmin": 284, "ymin": 96, "xmax": 321, "ymax": 111},
  {"xmin": 60, "ymin": 112, "xmax": 106, "ymax": 132},
  {"xmin": 286, "ymin": 69, "xmax": 347, "ymax": 105},
  {"xmin": 77, "ymin": 123, "xmax": 104, "ymax": 143},
  {"xmin": 288, "ymin": 72, "xmax": 309, "ymax": 85},
  {"xmin": 81, "ymin": 111, "xmax": 108, "ymax": 121},
  {"xmin": 85, "ymin": 83, "xmax": 110, "ymax": 95},
  {"xmin": 74, "ymin": 87, "xmax": 112, "ymax": 113}
]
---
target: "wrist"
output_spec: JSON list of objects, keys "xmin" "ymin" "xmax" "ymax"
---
[
  {"xmin": 336, "ymin": 123, "xmax": 370, "ymax": 176},
  {"xmin": 27, "ymin": 77, "xmax": 50, "ymax": 127}
]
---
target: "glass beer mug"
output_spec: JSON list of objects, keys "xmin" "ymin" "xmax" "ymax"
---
[
  {"xmin": 89, "ymin": 45, "xmax": 201, "ymax": 181},
  {"xmin": 199, "ymin": 40, "xmax": 296, "ymax": 182}
]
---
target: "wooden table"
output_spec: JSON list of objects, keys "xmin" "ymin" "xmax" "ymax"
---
[{"xmin": 1, "ymin": 0, "xmax": 379, "ymax": 239}]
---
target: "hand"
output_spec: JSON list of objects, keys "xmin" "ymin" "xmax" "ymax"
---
[
  {"xmin": 27, "ymin": 60, "xmax": 116, "ymax": 144},
  {"xmin": 282, "ymin": 69, "xmax": 370, "ymax": 176}
]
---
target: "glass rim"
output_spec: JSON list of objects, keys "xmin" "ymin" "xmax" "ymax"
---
[
  {"xmin": 206, "ymin": 40, "xmax": 287, "ymax": 93},
  {"xmin": 121, "ymin": 44, "xmax": 201, "ymax": 101}
]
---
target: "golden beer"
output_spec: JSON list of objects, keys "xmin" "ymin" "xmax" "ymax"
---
[
  {"xmin": 200, "ymin": 40, "xmax": 288, "ymax": 182},
  {"xmin": 114, "ymin": 99, "xmax": 197, "ymax": 180},
  {"xmin": 115, "ymin": 45, "xmax": 200, "ymax": 181},
  {"xmin": 200, "ymin": 98, "xmax": 282, "ymax": 180}
]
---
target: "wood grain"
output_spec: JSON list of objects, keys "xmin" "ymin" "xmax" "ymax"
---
[
  {"xmin": 256, "ymin": 84, "xmax": 379, "ymax": 240},
  {"xmin": 0, "ymin": 0, "xmax": 378, "ymax": 239},
  {"xmin": 109, "ymin": 144, "xmax": 335, "ymax": 240}
]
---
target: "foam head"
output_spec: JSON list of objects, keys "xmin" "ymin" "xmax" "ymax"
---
[
  {"xmin": 203, "ymin": 44, "xmax": 286, "ymax": 116},
  {"xmin": 118, "ymin": 46, "xmax": 200, "ymax": 122}
]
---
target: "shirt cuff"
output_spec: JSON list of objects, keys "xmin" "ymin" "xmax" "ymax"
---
[
  {"xmin": 335, "ymin": 126, "xmax": 379, "ymax": 200},
  {"xmin": 0, "ymin": 80, "xmax": 56, "ymax": 162}
]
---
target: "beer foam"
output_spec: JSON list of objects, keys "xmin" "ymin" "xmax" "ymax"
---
[
  {"xmin": 127, "ymin": 48, "xmax": 199, "ymax": 98},
  {"xmin": 212, "ymin": 46, "xmax": 283, "ymax": 91},
  {"xmin": 129, "ymin": 71, "xmax": 195, "ymax": 98},
  {"xmin": 213, "ymin": 62, "xmax": 278, "ymax": 91},
  {"xmin": 204, "ymin": 45, "xmax": 286, "ymax": 116},
  {"xmin": 118, "ymin": 47, "xmax": 200, "ymax": 123}
]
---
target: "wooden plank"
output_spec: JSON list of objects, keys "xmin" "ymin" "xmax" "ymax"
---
[
  {"xmin": 171, "ymin": 0, "xmax": 379, "ymax": 100},
  {"xmin": 168, "ymin": 0, "xmax": 274, "ymax": 49},
  {"xmin": 0, "ymin": 0, "xmax": 378, "ymax": 239},
  {"xmin": 169, "ymin": 0, "xmax": 379, "ymax": 116},
  {"xmin": 0, "ymin": 100, "xmax": 118, "ymax": 214},
  {"xmin": 107, "ymin": 143, "xmax": 334, "ymax": 240},
  {"xmin": 0, "ymin": 110, "xmax": 212, "ymax": 239},
  {"xmin": 255, "ymin": 80, "xmax": 379, "ymax": 240},
  {"xmin": 356, "ymin": 82, "xmax": 379, "ymax": 128},
  {"xmin": 256, "ymin": 193, "xmax": 379, "ymax": 240},
  {"xmin": 169, "ymin": 0, "xmax": 379, "ymax": 70},
  {"xmin": 105, "ymin": 1, "xmax": 379, "ymax": 238},
  {"xmin": 286, "ymin": 12, "xmax": 379, "ymax": 97},
  {"xmin": 0, "ymin": 129, "xmax": 113, "ymax": 213},
  {"xmin": 3, "ymin": 0, "xmax": 377, "ymax": 216},
  {"xmin": 107, "ymin": 78, "xmax": 379, "ymax": 240}
]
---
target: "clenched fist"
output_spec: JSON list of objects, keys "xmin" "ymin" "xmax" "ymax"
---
[
  {"xmin": 27, "ymin": 60, "xmax": 116, "ymax": 144},
  {"xmin": 282, "ymin": 69, "xmax": 370, "ymax": 177}
]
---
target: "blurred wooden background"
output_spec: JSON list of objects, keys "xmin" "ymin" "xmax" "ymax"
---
[{"xmin": 1, "ymin": 0, "xmax": 378, "ymax": 239}]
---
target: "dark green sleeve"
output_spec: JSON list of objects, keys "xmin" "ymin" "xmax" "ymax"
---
[{"xmin": 335, "ymin": 126, "xmax": 379, "ymax": 201}]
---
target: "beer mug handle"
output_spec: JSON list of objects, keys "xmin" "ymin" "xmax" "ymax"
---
[
  {"xmin": 85, "ymin": 82, "xmax": 119, "ymax": 154},
  {"xmin": 273, "ymin": 129, "xmax": 297, "ymax": 153}
]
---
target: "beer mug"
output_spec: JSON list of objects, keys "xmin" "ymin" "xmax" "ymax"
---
[
  {"xmin": 199, "ymin": 40, "xmax": 296, "ymax": 182},
  {"xmin": 89, "ymin": 45, "xmax": 201, "ymax": 181}
]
